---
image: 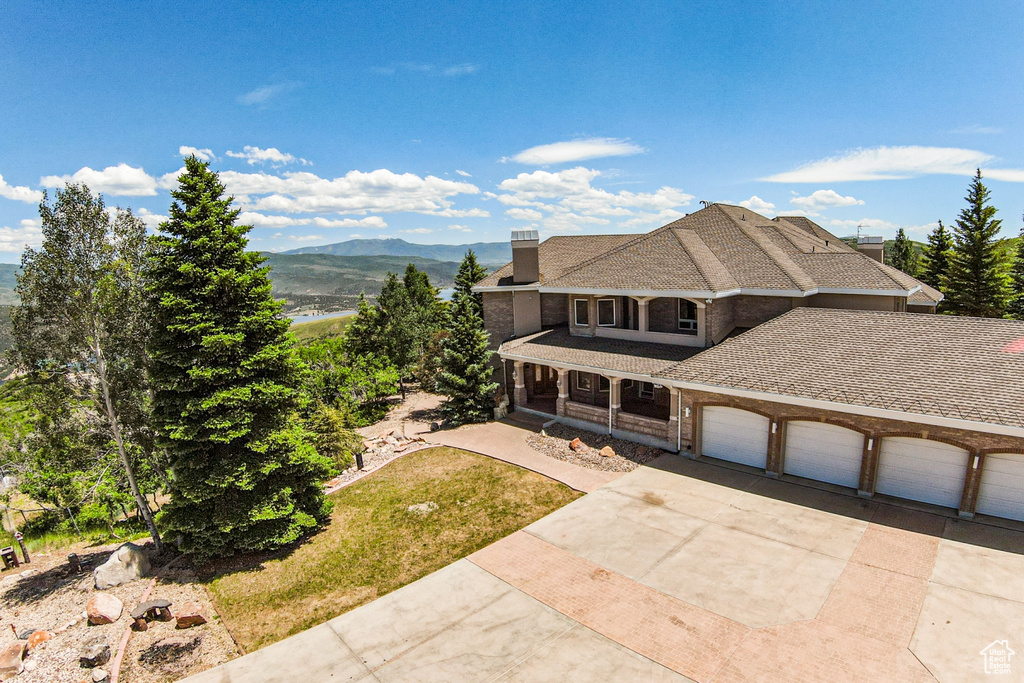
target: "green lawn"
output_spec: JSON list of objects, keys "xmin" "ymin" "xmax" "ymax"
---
[
  {"xmin": 289, "ymin": 313, "xmax": 355, "ymax": 343},
  {"xmin": 207, "ymin": 446, "xmax": 580, "ymax": 652}
]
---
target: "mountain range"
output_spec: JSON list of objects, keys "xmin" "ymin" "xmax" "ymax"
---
[{"xmin": 284, "ymin": 238, "xmax": 511, "ymax": 265}]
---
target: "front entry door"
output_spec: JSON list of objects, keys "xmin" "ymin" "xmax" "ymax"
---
[{"xmin": 533, "ymin": 365, "xmax": 558, "ymax": 396}]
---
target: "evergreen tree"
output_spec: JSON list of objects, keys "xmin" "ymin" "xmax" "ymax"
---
[
  {"xmin": 889, "ymin": 228, "xmax": 919, "ymax": 276},
  {"xmin": 453, "ymin": 249, "xmax": 487, "ymax": 316},
  {"xmin": 1008, "ymin": 219, "xmax": 1024, "ymax": 320},
  {"xmin": 943, "ymin": 170, "xmax": 1011, "ymax": 317},
  {"xmin": 920, "ymin": 220, "xmax": 953, "ymax": 290},
  {"xmin": 147, "ymin": 157, "xmax": 331, "ymax": 560},
  {"xmin": 436, "ymin": 285, "xmax": 498, "ymax": 426},
  {"xmin": 376, "ymin": 272, "xmax": 418, "ymax": 397},
  {"xmin": 341, "ymin": 294, "xmax": 381, "ymax": 358}
]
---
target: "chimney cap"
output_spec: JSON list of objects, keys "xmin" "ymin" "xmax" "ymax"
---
[
  {"xmin": 857, "ymin": 235, "xmax": 884, "ymax": 245},
  {"xmin": 511, "ymin": 229, "xmax": 539, "ymax": 242}
]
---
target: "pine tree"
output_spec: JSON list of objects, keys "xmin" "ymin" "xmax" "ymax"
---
[
  {"xmin": 341, "ymin": 294, "xmax": 381, "ymax": 358},
  {"xmin": 453, "ymin": 249, "xmax": 487, "ymax": 316},
  {"xmin": 889, "ymin": 228, "xmax": 919, "ymax": 276},
  {"xmin": 920, "ymin": 220, "xmax": 953, "ymax": 290},
  {"xmin": 1008, "ymin": 220, "xmax": 1024, "ymax": 320},
  {"xmin": 147, "ymin": 157, "xmax": 332, "ymax": 560},
  {"xmin": 943, "ymin": 170, "xmax": 1011, "ymax": 317},
  {"xmin": 436, "ymin": 286, "xmax": 498, "ymax": 426}
]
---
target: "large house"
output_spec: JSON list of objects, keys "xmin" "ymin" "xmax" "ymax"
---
[{"xmin": 474, "ymin": 203, "xmax": 1024, "ymax": 522}]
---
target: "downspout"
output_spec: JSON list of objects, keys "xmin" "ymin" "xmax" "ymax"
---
[{"xmin": 677, "ymin": 391, "xmax": 682, "ymax": 452}]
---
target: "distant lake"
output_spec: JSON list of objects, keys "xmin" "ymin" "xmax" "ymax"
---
[{"xmin": 287, "ymin": 288, "xmax": 455, "ymax": 323}]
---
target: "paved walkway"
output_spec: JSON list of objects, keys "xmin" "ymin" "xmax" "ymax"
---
[
  {"xmin": 408, "ymin": 417, "xmax": 624, "ymax": 493},
  {"xmin": 184, "ymin": 454, "xmax": 1024, "ymax": 682}
]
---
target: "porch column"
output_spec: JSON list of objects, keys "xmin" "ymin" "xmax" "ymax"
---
[
  {"xmin": 638, "ymin": 299, "xmax": 650, "ymax": 333},
  {"xmin": 513, "ymin": 361, "xmax": 527, "ymax": 407},
  {"xmin": 608, "ymin": 377, "xmax": 621, "ymax": 433},
  {"xmin": 556, "ymin": 368, "xmax": 569, "ymax": 417},
  {"xmin": 668, "ymin": 388, "xmax": 680, "ymax": 451}
]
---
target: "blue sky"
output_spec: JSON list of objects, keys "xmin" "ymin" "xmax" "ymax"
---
[{"xmin": 1, "ymin": 0, "xmax": 1022, "ymax": 263}]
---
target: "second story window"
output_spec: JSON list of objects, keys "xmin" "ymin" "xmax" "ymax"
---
[
  {"xmin": 574, "ymin": 298, "xmax": 589, "ymax": 326},
  {"xmin": 597, "ymin": 299, "xmax": 615, "ymax": 326},
  {"xmin": 678, "ymin": 299, "xmax": 698, "ymax": 334}
]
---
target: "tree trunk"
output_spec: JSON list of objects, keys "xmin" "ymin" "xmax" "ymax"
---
[{"xmin": 93, "ymin": 341, "xmax": 163, "ymax": 551}]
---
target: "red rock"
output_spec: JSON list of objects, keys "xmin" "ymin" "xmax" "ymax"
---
[
  {"xmin": 175, "ymin": 601, "xmax": 208, "ymax": 628},
  {"xmin": 87, "ymin": 592, "xmax": 124, "ymax": 625},
  {"xmin": 599, "ymin": 446, "xmax": 615, "ymax": 458},
  {"xmin": 0, "ymin": 641, "xmax": 26, "ymax": 679},
  {"xmin": 569, "ymin": 437, "xmax": 585, "ymax": 451},
  {"xmin": 27, "ymin": 630, "xmax": 51, "ymax": 649}
]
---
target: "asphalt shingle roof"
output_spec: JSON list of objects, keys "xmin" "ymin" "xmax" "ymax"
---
[
  {"xmin": 655, "ymin": 308, "xmax": 1024, "ymax": 428},
  {"xmin": 498, "ymin": 327, "xmax": 703, "ymax": 376},
  {"xmin": 475, "ymin": 234, "xmax": 634, "ymax": 287}
]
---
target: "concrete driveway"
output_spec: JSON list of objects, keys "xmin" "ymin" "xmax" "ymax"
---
[{"xmin": 185, "ymin": 455, "xmax": 1024, "ymax": 682}]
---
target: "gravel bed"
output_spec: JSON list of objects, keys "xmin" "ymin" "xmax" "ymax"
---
[
  {"xmin": 525, "ymin": 423, "xmax": 665, "ymax": 472},
  {"xmin": 324, "ymin": 439, "xmax": 431, "ymax": 491},
  {"xmin": 0, "ymin": 543, "xmax": 238, "ymax": 682}
]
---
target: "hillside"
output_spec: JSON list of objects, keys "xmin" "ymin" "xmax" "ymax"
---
[
  {"xmin": 284, "ymin": 237, "xmax": 511, "ymax": 265},
  {"xmin": 263, "ymin": 252, "xmax": 461, "ymax": 312},
  {"xmin": 0, "ymin": 264, "xmax": 18, "ymax": 306}
]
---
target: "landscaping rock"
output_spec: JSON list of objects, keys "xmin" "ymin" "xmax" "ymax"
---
[
  {"xmin": 92, "ymin": 667, "xmax": 109, "ymax": 681},
  {"xmin": 0, "ymin": 641, "xmax": 26, "ymax": 680},
  {"xmin": 569, "ymin": 437, "xmax": 585, "ymax": 451},
  {"xmin": 93, "ymin": 542, "xmax": 150, "ymax": 589},
  {"xmin": 79, "ymin": 635, "xmax": 111, "ymax": 667},
  {"xmin": 599, "ymin": 446, "xmax": 615, "ymax": 458},
  {"xmin": 19, "ymin": 568, "xmax": 38, "ymax": 579},
  {"xmin": 22, "ymin": 659, "xmax": 36, "ymax": 672},
  {"xmin": 87, "ymin": 592, "xmax": 124, "ymax": 625},
  {"xmin": 175, "ymin": 601, "xmax": 208, "ymax": 628},
  {"xmin": 407, "ymin": 502, "xmax": 438, "ymax": 515},
  {"xmin": 27, "ymin": 630, "xmax": 52, "ymax": 649}
]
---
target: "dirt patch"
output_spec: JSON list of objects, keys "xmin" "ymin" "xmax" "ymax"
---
[
  {"xmin": 525, "ymin": 423, "xmax": 664, "ymax": 472},
  {"xmin": 355, "ymin": 388, "xmax": 444, "ymax": 439}
]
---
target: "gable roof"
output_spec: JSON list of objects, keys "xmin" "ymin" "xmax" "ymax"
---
[
  {"xmin": 655, "ymin": 307, "xmax": 1024, "ymax": 429},
  {"xmin": 479, "ymin": 204, "xmax": 931, "ymax": 298}
]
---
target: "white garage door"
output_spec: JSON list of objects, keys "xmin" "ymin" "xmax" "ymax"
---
[
  {"xmin": 783, "ymin": 421, "xmax": 865, "ymax": 489},
  {"xmin": 701, "ymin": 406, "xmax": 769, "ymax": 469},
  {"xmin": 977, "ymin": 453, "xmax": 1024, "ymax": 522},
  {"xmin": 876, "ymin": 437, "xmax": 968, "ymax": 509}
]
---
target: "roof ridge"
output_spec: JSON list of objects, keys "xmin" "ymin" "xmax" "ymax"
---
[
  {"xmin": 671, "ymin": 228, "xmax": 740, "ymax": 291},
  {"xmin": 733, "ymin": 221, "xmax": 817, "ymax": 291}
]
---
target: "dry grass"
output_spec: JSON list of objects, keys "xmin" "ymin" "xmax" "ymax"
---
[
  {"xmin": 289, "ymin": 313, "xmax": 355, "ymax": 343},
  {"xmin": 206, "ymin": 446, "xmax": 580, "ymax": 652}
]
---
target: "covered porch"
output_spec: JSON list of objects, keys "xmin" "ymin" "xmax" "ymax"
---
[{"xmin": 500, "ymin": 328, "xmax": 703, "ymax": 451}]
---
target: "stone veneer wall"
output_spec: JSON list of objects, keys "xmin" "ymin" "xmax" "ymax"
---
[
  {"xmin": 564, "ymin": 400, "xmax": 608, "ymax": 426},
  {"xmin": 616, "ymin": 411, "xmax": 673, "ymax": 441}
]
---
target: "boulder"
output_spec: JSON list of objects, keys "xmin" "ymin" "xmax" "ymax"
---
[
  {"xmin": 87, "ymin": 592, "xmax": 124, "ymax": 625},
  {"xmin": 599, "ymin": 446, "xmax": 615, "ymax": 458},
  {"xmin": 93, "ymin": 542, "xmax": 150, "ymax": 589},
  {"xmin": 27, "ymin": 630, "xmax": 52, "ymax": 649},
  {"xmin": 0, "ymin": 641, "xmax": 26, "ymax": 680},
  {"xmin": 569, "ymin": 437, "xmax": 585, "ymax": 451},
  {"xmin": 175, "ymin": 601, "xmax": 208, "ymax": 628},
  {"xmin": 79, "ymin": 635, "xmax": 111, "ymax": 667},
  {"xmin": 92, "ymin": 668, "xmax": 109, "ymax": 682}
]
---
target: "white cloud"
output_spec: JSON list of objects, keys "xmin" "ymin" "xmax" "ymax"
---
[
  {"xmin": 827, "ymin": 217, "xmax": 938, "ymax": 239},
  {"xmin": 950, "ymin": 124, "xmax": 1003, "ymax": 135},
  {"xmin": 40, "ymin": 163, "xmax": 158, "ymax": 196},
  {"xmin": 0, "ymin": 219, "xmax": 42, "ymax": 253},
  {"xmin": 135, "ymin": 207, "xmax": 168, "ymax": 229},
  {"xmin": 986, "ymin": 169, "xmax": 1024, "ymax": 182},
  {"xmin": 220, "ymin": 168, "xmax": 480, "ymax": 216},
  {"xmin": 448, "ymin": 224, "xmax": 472, "ymax": 232},
  {"xmin": 738, "ymin": 196, "xmax": 776, "ymax": 214},
  {"xmin": 179, "ymin": 146, "xmax": 214, "ymax": 162},
  {"xmin": 495, "ymin": 167, "xmax": 693, "ymax": 233},
  {"xmin": 505, "ymin": 207, "xmax": 544, "ymax": 221},
  {"xmin": 789, "ymin": 189, "xmax": 864, "ymax": 210},
  {"xmin": 287, "ymin": 234, "xmax": 324, "ymax": 242},
  {"xmin": 455, "ymin": 170, "xmax": 471, "ymax": 177},
  {"xmin": 0, "ymin": 174, "xmax": 43, "ymax": 204},
  {"xmin": 237, "ymin": 212, "xmax": 387, "ymax": 229},
  {"xmin": 226, "ymin": 146, "xmax": 310, "ymax": 166},
  {"xmin": 507, "ymin": 138, "xmax": 646, "ymax": 165},
  {"xmin": 443, "ymin": 63, "xmax": 479, "ymax": 76},
  {"xmin": 400, "ymin": 228, "xmax": 433, "ymax": 234},
  {"xmin": 762, "ymin": 145, "xmax": 1024, "ymax": 183},
  {"xmin": 238, "ymin": 82, "xmax": 302, "ymax": 105}
]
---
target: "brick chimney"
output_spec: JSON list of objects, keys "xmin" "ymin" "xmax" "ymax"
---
[
  {"xmin": 511, "ymin": 229, "xmax": 540, "ymax": 284},
  {"xmin": 857, "ymin": 235, "xmax": 885, "ymax": 264}
]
